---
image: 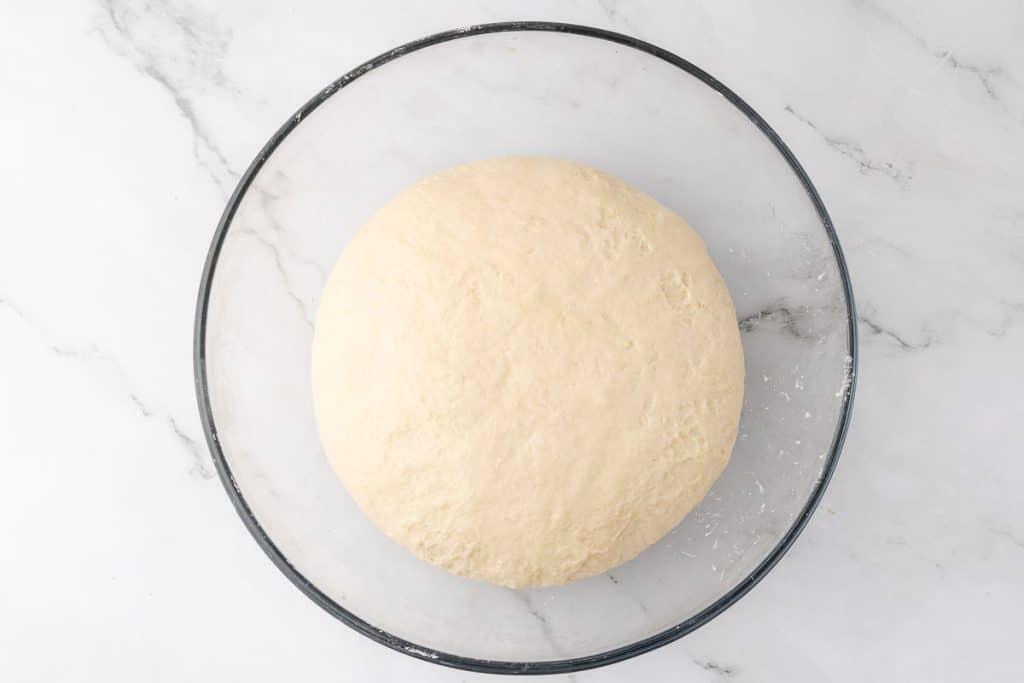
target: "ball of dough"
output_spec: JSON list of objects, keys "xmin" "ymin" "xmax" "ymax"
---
[{"xmin": 312, "ymin": 157, "xmax": 744, "ymax": 588}]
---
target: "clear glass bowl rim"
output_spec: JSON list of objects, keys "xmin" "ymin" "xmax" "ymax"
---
[{"xmin": 193, "ymin": 21, "xmax": 858, "ymax": 676}]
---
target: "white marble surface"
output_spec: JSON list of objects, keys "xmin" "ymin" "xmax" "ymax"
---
[{"xmin": 1, "ymin": 1, "xmax": 1022, "ymax": 680}]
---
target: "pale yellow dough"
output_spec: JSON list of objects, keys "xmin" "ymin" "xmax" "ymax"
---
[{"xmin": 312, "ymin": 157, "xmax": 744, "ymax": 588}]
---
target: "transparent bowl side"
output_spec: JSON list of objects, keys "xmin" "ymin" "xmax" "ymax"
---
[{"xmin": 202, "ymin": 28, "xmax": 852, "ymax": 663}]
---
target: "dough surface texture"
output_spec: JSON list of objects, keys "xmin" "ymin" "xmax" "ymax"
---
[{"xmin": 312, "ymin": 157, "xmax": 744, "ymax": 588}]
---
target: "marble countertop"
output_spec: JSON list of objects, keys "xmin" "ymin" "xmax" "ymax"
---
[{"xmin": 2, "ymin": 1, "xmax": 1022, "ymax": 681}]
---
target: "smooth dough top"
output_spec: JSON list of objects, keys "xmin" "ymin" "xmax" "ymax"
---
[{"xmin": 312, "ymin": 157, "xmax": 744, "ymax": 588}]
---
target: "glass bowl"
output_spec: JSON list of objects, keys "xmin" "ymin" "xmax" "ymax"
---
[{"xmin": 194, "ymin": 22, "xmax": 856, "ymax": 675}]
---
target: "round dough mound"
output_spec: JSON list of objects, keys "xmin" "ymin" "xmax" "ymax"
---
[{"xmin": 312, "ymin": 157, "xmax": 744, "ymax": 588}]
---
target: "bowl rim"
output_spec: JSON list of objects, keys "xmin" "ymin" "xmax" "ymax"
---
[{"xmin": 193, "ymin": 20, "xmax": 858, "ymax": 676}]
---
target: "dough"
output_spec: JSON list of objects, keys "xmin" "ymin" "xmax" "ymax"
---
[{"xmin": 312, "ymin": 157, "xmax": 744, "ymax": 588}]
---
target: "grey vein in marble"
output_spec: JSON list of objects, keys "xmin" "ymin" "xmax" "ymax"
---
[
  {"xmin": 232, "ymin": 185, "xmax": 329, "ymax": 329},
  {"xmin": 255, "ymin": 187, "xmax": 328, "ymax": 281},
  {"xmin": 53, "ymin": 342, "xmax": 214, "ymax": 479},
  {"xmin": 238, "ymin": 227, "xmax": 316, "ymax": 328},
  {"xmin": 509, "ymin": 590, "xmax": 563, "ymax": 657},
  {"xmin": 605, "ymin": 573, "xmax": 650, "ymax": 615},
  {"xmin": 129, "ymin": 392, "xmax": 212, "ymax": 479},
  {"xmin": 857, "ymin": 314, "xmax": 933, "ymax": 351},
  {"xmin": 738, "ymin": 304, "xmax": 819, "ymax": 341},
  {"xmin": 989, "ymin": 526, "xmax": 1024, "ymax": 552},
  {"xmin": 0, "ymin": 296, "xmax": 29, "ymax": 322},
  {"xmin": 784, "ymin": 105, "xmax": 911, "ymax": 183},
  {"xmin": 95, "ymin": 0, "xmax": 238, "ymax": 191},
  {"xmin": 168, "ymin": 415, "xmax": 212, "ymax": 479},
  {"xmin": 697, "ymin": 659, "xmax": 738, "ymax": 678},
  {"xmin": 740, "ymin": 300, "xmax": 936, "ymax": 352},
  {"xmin": 988, "ymin": 299, "xmax": 1024, "ymax": 338},
  {"xmin": 854, "ymin": 0, "xmax": 1017, "ymax": 106},
  {"xmin": 1, "ymin": 298, "xmax": 212, "ymax": 479},
  {"xmin": 942, "ymin": 52, "xmax": 1002, "ymax": 100}
]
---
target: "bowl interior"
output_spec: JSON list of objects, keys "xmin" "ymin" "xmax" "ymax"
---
[{"xmin": 199, "ymin": 26, "xmax": 853, "ymax": 668}]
